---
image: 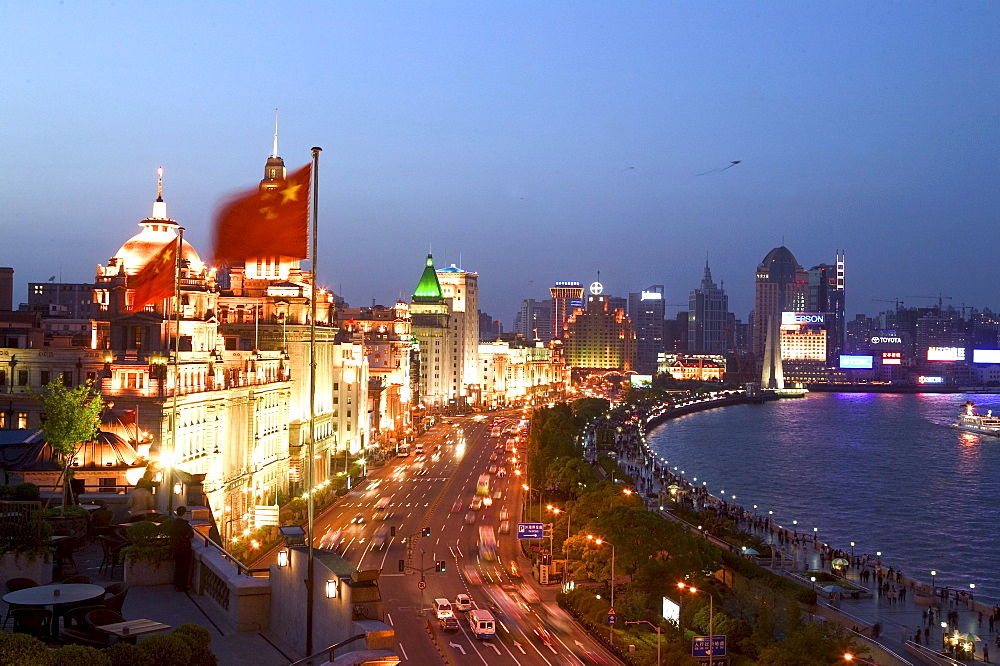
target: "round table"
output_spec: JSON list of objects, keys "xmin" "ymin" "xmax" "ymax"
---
[{"xmin": 2, "ymin": 583, "xmax": 106, "ymax": 607}]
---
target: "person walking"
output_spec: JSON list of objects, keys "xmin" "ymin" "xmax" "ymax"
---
[{"xmin": 168, "ymin": 505, "xmax": 194, "ymax": 592}]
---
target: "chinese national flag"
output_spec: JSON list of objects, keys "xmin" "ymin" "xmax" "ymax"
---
[
  {"xmin": 129, "ymin": 238, "xmax": 179, "ymax": 312},
  {"xmin": 212, "ymin": 163, "xmax": 311, "ymax": 265}
]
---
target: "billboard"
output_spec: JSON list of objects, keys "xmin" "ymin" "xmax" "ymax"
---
[
  {"xmin": 630, "ymin": 375, "xmax": 653, "ymax": 388},
  {"xmin": 973, "ymin": 349, "xmax": 1000, "ymax": 364},
  {"xmin": 927, "ymin": 347, "xmax": 965, "ymax": 362},
  {"xmin": 882, "ymin": 351, "xmax": 902, "ymax": 365},
  {"xmin": 662, "ymin": 597, "xmax": 680, "ymax": 625},
  {"xmin": 840, "ymin": 355, "xmax": 873, "ymax": 369},
  {"xmin": 918, "ymin": 375, "xmax": 945, "ymax": 384},
  {"xmin": 781, "ymin": 312, "xmax": 825, "ymax": 326}
]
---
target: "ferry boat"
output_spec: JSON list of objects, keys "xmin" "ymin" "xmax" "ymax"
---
[{"xmin": 952, "ymin": 401, "xmax": 1000, "ymax": 436}]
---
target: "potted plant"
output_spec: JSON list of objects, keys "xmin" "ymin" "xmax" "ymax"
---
[
  {"xmin": 123, "ymin": 521, "xmax": 174, "ymax": 586},
  {"xmin": 0, "ymin": 512, "xmax": 54, "ymax": 584}
]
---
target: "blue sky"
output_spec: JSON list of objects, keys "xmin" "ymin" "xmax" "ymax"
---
[{"xmin": 3, "ymin": 2, "xmax": 998, "ymax": 324}]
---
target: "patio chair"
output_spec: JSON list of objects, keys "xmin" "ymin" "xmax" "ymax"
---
[
  {"xmin": 102, "ymin": 587, "xmax": 129, "ymax": 614},
  {"xmin": 98, "ymin": 535, "xmax": 127, "ymax": 576},
  {"xmin": 2, "ymin": 577, "xmax": 39, "ymax": 630},
  {"xmin": 62, "ymin": 604, "xmax": 106, "ymax": 630},
  {"xmin": 60, "ymin": 575, "xmax": 92, "ymax": 584},
  {"xmin": 60, "ymin": 625, "xmax": 112, "ymax": 648},
  {"xmin": 84, "ymin": 608, "xmax": 125, "ymax": 631},
  {"xmin": 11, "ymin": 608, "xmax": 52, "ymax": 638}
]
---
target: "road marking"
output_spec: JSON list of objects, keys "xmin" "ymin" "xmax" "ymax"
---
[
  {"xmin": 449, "ymin": 642, "xmax": 466, "ymax": 655},
  {"xmin": 513, "ymin": 641, "xmax": 525, "ymax": 654},
  {"xmin": 485, "ymin": 641, "xmax": 501, "ymax": 654},
  {"xmin": 398, "ymin": 643, "xmax": 408, "ymax": 660},
  {"xmin": 386, "ymin": 613, "xmax": 393, "ymax": 626}
]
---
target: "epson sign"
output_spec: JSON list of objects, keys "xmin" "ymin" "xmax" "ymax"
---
[{"xmin": 781, "ymin": 312, "xmax": 825, "ymax": 325}]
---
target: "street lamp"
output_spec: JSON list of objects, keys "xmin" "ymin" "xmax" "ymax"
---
[
  {"xmin": 678, "ymin": 582, "xmax": 714, "ymax": 666},
  {"xmin": 626, "ymin": 620, "xmax": 661, "ymax": 666},
  {"xmin": 931, "ymin": 570, "xmax": 937, "ymax": 594},
  {"xmin": 850, "ymin": 541, "xmax": 855, "ymax": 560},
  {"xmin": 587, "ymin": 535, "xmax": 616, "ymax": 643},
  {"xmin": 843, "ymin": 653, "xmax": 878, "ymax": 665}
]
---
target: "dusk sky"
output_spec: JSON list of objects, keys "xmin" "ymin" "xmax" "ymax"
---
[{"xmin": 4, "ymin": 2, "xmax": 998, "ymax": 325}]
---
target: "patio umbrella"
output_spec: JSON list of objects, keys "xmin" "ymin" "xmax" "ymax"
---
[
  {"xmin": 822, "ymin": 585, "xmax": 850, "ymax": 594},
  {"xmin": 742, "ymin": 548, "xmax": 760, "ymax": 555},
  {"xmin": 832, "ymin": 558, "xmax": 849, "ymax": 568},
  {"xmin": 953, "ymin": 633, "xmax": 982, "ymax": 642}
]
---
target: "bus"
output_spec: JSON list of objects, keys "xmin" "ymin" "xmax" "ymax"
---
[
  {"xmin": 397, "ymin": 444, "xmax": 410, "ymax": 457},
  {"xmin": 374, "ymin": 496, "xmax": 391, "ymax": 519},
  {"xmin": 476, "ymin": 474, "xmax": 491, "ymax": 496},
  {"xmin": 479, "ymin": 526, "xmax": 497, "ymax": 562}
]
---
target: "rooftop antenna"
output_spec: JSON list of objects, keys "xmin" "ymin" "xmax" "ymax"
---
[
  {"xmin": 271, "ymin": 109, "xmax": 279, "ymax": 158},
  {"xmin": 156, "ymin": 166, "xmax": 164, "ymax": 202}
]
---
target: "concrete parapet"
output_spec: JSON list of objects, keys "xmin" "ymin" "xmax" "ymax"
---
[{"xmin": 193, "ymin": 540, "xmax": 271, "ymax": 632}]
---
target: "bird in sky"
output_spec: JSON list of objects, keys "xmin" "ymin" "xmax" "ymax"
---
[{"xmin": 696, "ymin": 160, "xmax": 741, "ymax": 176}]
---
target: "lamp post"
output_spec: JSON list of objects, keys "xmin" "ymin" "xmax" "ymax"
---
[
  {"xmin": 626, "ymin": 620, "xmax": 661, "ymax": 666},
  {"xmin": 678, "ymin": 582, "xmax": 714, "ymax": 666},
  {"xmin": 850, "ymin": 541, "xmax": 855, "ymax": 561},
  {"xmin": 931, "ymin": 570, "xmax": 937, "ymax": 594},
  {"xmin": 587, "ymin": 535, "xmax": 615, "ymax": 644},
  {"xmin": 7, "ymin": 355, "xmax": 17, "ymax": 394},
  {"xmin": 843, "ymin": 653, "xmax": 878, "ymax": 665}
]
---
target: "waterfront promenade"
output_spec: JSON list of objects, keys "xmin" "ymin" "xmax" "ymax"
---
[{"xmin": 603, "ymin": 392, "xmax": 1000, "ymax": 665}]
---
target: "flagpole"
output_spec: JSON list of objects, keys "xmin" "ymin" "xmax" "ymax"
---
[
  {"xmin": 168, "ymin": 228, "xmax": 184, "ymax": 518},
  {"xmin": 305, "ymin": 146, "xmax": 321, "ymax": 656}
]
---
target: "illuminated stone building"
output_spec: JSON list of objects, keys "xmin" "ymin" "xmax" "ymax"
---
[
  {"xmin": 410, "ymin": 254, "xmax": 455, "ymax": 408},
  {"xmin": 477, "ymin": 340, "xmax": 566, "ymax": 408},
  {"xmin": 563, "ymin": 284, "xmax": 636, "ymax": 372}
]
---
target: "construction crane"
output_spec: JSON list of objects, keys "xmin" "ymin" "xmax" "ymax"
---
[
  {"xmin": 905, "ymin": 294, "xmax": 952, "ymax": 310},
  {"xmin": 873, "ymin": 298, "xmax": 905, "ymax": 310}
]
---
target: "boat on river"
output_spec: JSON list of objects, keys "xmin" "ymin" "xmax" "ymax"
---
[{"xmin": 952, "ymin": 401, "xmax": 1000, "ymax": 436}]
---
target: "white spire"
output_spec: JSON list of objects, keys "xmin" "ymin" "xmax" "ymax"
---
[
  {"xmin": 271, "ymin": 109, "xmax": 279, "ymax": 158},
  {"xmin": 151, "ymin": 166, "xmax": 168, "ymax": 219}
]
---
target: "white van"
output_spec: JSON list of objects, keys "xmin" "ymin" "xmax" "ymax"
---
[
  {"xmin": 433, "ymin": 598, "xmax": 454, "ymax": 619},
  {"xmin": 467, "ymin": 609, "xmax": 496, "ymax": 639}
]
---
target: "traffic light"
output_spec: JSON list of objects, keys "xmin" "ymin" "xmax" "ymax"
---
[
  {"xmin": 422, "ymin": 527, "xmax": 431, "ymax": 537},
  {"xmin": 541, "ymin": 554, "xmax": 551, "ymax": 565},
  {"xmin": 439, "ymin": 560, "xmax": 446, "ymax": 572},
  {"xmin": 398, "ymin": 559, "xmax": 405, "ymax": 572},
  {"xmin": 435, "ymin": 561, "xmax": 442, "ymax": 572}
]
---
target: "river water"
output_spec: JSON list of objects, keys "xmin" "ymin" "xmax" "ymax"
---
[{"xmin": 646, "ymin": 392, "xmax": 1000, "ymax": 604}]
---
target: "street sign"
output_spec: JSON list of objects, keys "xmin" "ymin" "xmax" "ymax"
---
[
  {"xmin": 517, "ymin": 523, "xmax": 545, "ymax": 539},
  {"xmin": 607, "ymin": 613, "xmax": 616, "ymax": 625},
  {"xmin": 417, "ymin": 580, "xmax": 427, "ymax": 590},
  {"xmin": 692, "ymin": 635, "xmax": 726, "ymax": 657}
]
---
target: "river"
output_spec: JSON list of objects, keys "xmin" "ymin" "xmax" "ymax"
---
[{"xmin": 646, "ymin": 392, "xmax": 1000, "ymax": 604}]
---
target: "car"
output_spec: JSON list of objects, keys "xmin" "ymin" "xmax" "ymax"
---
[
  {"xmin": 499, "ymin": 509, "xmax": 509, "ymax": 521},
  {"xmin": 488, "ymin": 465, "xmax": 498, "ymax": 475},
  {"xmin": 439, "ymin": 615, "xmax": 460, "ymax": 631},
  {"xmin": 497, "ymin": 469, "xmax": 506, "ymax": 478},
  {"xmin": 455, "ymin": 594, "xmax": 473, "ymax": 612},
  {"xmin": 482, "ymin": 496, "xmax": 493, "ymax": 507},
  {"xmin": 498, "ymin": 520, "xmax": 510, "ymax": 534},
  {"xmin": 532, "ymin": 624, "xmax": 555, "ymax": 646},
  {"xmin": 465, "ymin": 512, "xmax": 477, "ymax": 525},
  {"xmin": 351, "ymin": 514, "xmax": 365, "ymax": 524},
  {"xmin": 492, "ymin": 490, "xmax": 502, "ymax": 500},
  {"xmin": 470, "ymin": 497, "xmax": 483, "ymax": 511},
  {"xmin": 451, "ymin": 497, "xmax": 463, "ymax": 512}
]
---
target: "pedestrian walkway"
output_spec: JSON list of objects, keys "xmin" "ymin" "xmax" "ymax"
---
[{"xmin": 602, "ymin": 415, "xmax": 1000, "ymax": 665}]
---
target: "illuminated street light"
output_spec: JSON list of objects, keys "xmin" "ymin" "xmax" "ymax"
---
[
  {"xmin": 587, "ymin": 535, "xmax": 616, "ymax": 643},
  {"xmin": 678, "ymin": 582, "xmax": 714, "ymax": 666}
]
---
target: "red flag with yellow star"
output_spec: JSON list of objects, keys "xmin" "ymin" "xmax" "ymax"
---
[
  {"xmin": 212, "ymin": 163, "xmax": 311, "ymax": 264},
  {"xmin": 129, "ymin": 237, "xmax": 179, "ymax": 312}
]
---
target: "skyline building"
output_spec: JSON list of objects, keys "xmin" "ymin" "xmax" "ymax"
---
[
  {"xmin": 753, "ymin": 246, "xmax": 808, "ymax": 386},
  {"xmin": 687, "ymin": 263, "xmax": 729, "ymax": 354},
  {"xmin": 513, "ymin": 298, "xmax": 552, "ymax": 342},
  {"xmin": 628, "ymin": 285, "xmax": 665, "ymax": 375},
  {"xmin": 410, "ymin": 254, "xmax": 455, "ymax": 408},
  {"xmin": 807, "ymin": 254, "xmax": 846, "ymax": 363},
  {"xmin": 550, "ymin": 281, "xmax": 584, "ymax": 341},
  {"xmin": 563, "ymin": 283, "xmax": 636, "ymax": 371},
  {"xmin": 436, "ymin": 263, "xmax": 480, "ymax": 403}
]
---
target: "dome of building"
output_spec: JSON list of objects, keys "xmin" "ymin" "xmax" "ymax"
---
[
  {"xmin": 112, "ymin": 220, "xmax": 205, "ymax": 276},
  {"xmin": 760, "ymin": 246, "xmax": 798, "ymax": 268},
  {"xmin": 758, "ymin": 246, "xmax": 803, "ymax": 282}
]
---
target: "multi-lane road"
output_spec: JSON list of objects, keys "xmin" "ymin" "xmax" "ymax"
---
[{"xmin": 281, "ymin": 413, "xmax": 620, "ymax": 665}]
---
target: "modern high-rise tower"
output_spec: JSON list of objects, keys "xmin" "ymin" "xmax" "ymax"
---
[
  {"xmin": 514, "ymin": 298, "xmax": 552, "ymax": 342},
  {"xmin": 550, "ymin": 282, "xmax": 584, "ymax": 341},
  {"xmin": 807, "ymin": 254, "xmax": 846, "ymax": 364},
  {"xmin": 753, "ymin": 246, "xmax": 808, "ymax": 361},
  {"xmin": 688, "ymin": 263, "xmax": 729, "ymax": 354},
  {"xmin": 628, "ymin": 286, "xmax": 665, "ymax": 375}
]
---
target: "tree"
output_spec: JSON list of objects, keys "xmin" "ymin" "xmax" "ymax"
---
[{"xmin": 34, "ymin": 377, "xmax": 104, "ymax": 513}]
